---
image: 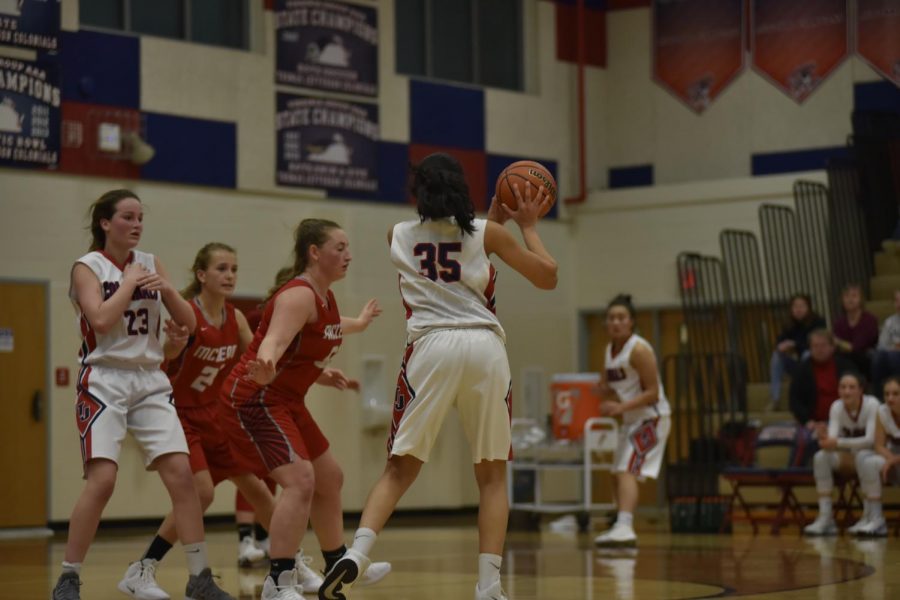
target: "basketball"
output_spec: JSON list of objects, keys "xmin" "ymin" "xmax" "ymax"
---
[{"xmin": 495, "ymin": 160, "xmax": 557, "ymax": 217}]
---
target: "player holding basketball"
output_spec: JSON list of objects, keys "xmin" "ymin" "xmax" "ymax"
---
[
  {"xmin": 218, "ymin": 219, "xmax": 389, "ymax": 600},
  {"xmin": 53, "ymin": 190, "xmax": 234, "ymax": 600},
  {"xmin": 594, "ymin": 294, "xmax": 671, "ymax": 548},
  {"xmin": 118, "ymin": 242, "xmax": 284, "ymax": 599},
  {"xmin": 318, "ymin": 152, "xmax": 558, "ymax": 600}
]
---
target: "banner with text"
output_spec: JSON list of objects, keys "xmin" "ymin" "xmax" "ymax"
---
[
  {"xmin": 0, "ymin": 0, "xmax": 60, "ymax": 52},
  {"xmin": 0, "ymin": 57, "xmax": 60, "ymax": 168},
  {"xmin": 653, "ymin": 0, "xmax": 745, "ymax": 114},
  {"xmin": 276, "ymin": 93, "xmax": 378, "ymax": 195},
  {"xmin": 856, "ymin": 0, "xmax": 900, "ymax": 87},
  {"xmin": 275, "ymin": 0, "xmax": 378, "ymax": 96},
  {"xmin": 752, "ymin": 0, "xmax": 848, "ymax": 103}
]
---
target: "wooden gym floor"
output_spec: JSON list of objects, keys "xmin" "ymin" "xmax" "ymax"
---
[{"xmin": 1, "ymin": 520, "xmax": 896, "ymax": 599}]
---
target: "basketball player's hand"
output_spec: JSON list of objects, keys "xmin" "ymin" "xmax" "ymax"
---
[
  {"xmin": 487, "ymin": 195, "xmax": 510, "ymax": 224},
  {"xmin": 819, "ymin": 436, "xmax": 838, "ymax": 450},
  {"xmin": 600, "ymin": 400, "xmax": 623, "ymax": 417},
  {"xmin": 357, "ymin": 299, "xmax": 382, "ymax": 329},
  {"xmin": 163, "ymin": 319, "xmax": 190, "ymax": 351},
  {"xmin": 246, "ymin": 358, "xmax": 276, "ymax": 385},
  {"xmin": 122, "ymin": 262, "xmax": 149, "ymax": 288},
  {"xmin": 317, "ymin": 368, "xmax": 359, "ymax": 391},
  {"xmin": 503, "ymin": 183, "xmax": 550, "ymax": 229},
  {"xmin": 135, "ymin": 270, "xmax": 171, "ymax": 293}
]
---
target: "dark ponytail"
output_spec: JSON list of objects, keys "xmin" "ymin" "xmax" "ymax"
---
[
  {"xmin": 607, "ymin": 293, "xmax": 636, "ymax": 319},
  {"xmin": 409, "ymin": 153, "xmax": 476, "ymax": 236}
]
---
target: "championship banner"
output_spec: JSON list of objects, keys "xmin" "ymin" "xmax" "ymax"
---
[
  {"xmin": 0, "ymin": 56, "xmax": 60, "ymax": 168},
  {"xmin": 276, "ymin": 93, "xmax": 378, "ymax": 195},
  {"xmin": 752, "ymin": 0, "xmax": 848, "ymax": 103},
  {"xmin": 0, "ymin": 0, "xmax": 60, "ymax": 52},
  {"xmin": 653, "ymin": 0, "xmax": 745, "ymax": 114},
  {"xmin": 275, "ymin": 0, "xmax": 378, "ymax": 96},
  {"xmin": 856, "ymin": 0, "xmax": 900, "ymax": 87}
]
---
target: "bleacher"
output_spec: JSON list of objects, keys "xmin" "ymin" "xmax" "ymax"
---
[{"xmin": 665, "ymin": 119, "xmax": 900, "ymax": 534}]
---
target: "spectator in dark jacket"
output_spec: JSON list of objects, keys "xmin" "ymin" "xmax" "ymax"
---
[
  {"xmin": 769, "ymin": 294, "xmax": 826, "ymax": 410},
  {"xmin": 833, "ymin": 283, "xmax": 879, "ymax": 376},
  {"xmin": 790, "ymin": 329, "xmax": 857, "ymax": 429}
]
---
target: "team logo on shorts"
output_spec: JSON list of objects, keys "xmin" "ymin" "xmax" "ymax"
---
[{"xmin": 76, "ymin": 393, "xmax": 106, "ymax": 439}]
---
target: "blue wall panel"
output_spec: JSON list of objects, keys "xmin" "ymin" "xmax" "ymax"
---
[
  {"xmin": 410, "ymin": 80, "xmax": 484, "ymax": 150},
  {"xmin": 751, "ymin": 146, "xmax": 849, "ymax": 176},
  {"xmin": 61, "ymin": 30, "xmax": 140, "ymax": 108},
  {"xmin": 141, "ymin": 113, "xmax": 236, "ymax": 188}
]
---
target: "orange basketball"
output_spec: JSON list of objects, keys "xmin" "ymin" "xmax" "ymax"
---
[{"xmin": 495, "ymin": 160, "xmax": 557, "ymax": 217}]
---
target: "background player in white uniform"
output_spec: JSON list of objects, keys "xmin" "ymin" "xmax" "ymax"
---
[
  {"xmin": 319, "ymin": 152, "xmax": 558, "ymax": 600},
  {"xmin": 853, "ymin": 376, "xmax": 900, "ymax": 537},
  {"xmin": 804, "ymin": 371, "xmax": 879, "ymax": 536},
  {"xmin": 52, "ymin": 190, "xmax": 234, "ymax": 600},
  {"xmin": 594, "ymin": 294, "xmax": 672, "ymax": 548}
]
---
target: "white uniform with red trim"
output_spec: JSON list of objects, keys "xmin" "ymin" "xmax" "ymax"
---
[
  {"xmin": 388, "ymin": 218, "xmax": 511, "ymax": 463},
  {"xmin": 69, "ymin": 250, "xmax": 187, "ymax": 470},
  {"xmin": 604, "ymin": 334, "xmax": 671, "ymax": 479}
]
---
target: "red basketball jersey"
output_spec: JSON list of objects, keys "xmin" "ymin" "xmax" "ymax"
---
[
  {"xmin": 168, "ymin": 300, "xmax": 240, "ymax": 408},
  {"xmin": 223, "ymin": 277, "xmax": 342, "ymax": 403}
]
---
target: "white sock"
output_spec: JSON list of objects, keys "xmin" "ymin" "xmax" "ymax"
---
[
  {"xmin": 61, "ymin": 561, "xmax": 82, "ymax": 576},
  {"xmin": 478, "ymin": 553, "xmax": 502, "ymax": 590},
  {"xmin": 869, "ymin": 500, "xmax": 883, "ymax": 521},
  {"xmin": 183, "ymin": 542, "xmax": 208, "ymax": 576},
  {"xmin": 351, "ymin": 528, "xmax": 377, "ymax": 557},
  {"xmin": 818, "ymin": 497, "xmax": 833, "ymax": 519},
  {"xmin": 863, "ymin": 499, "xmax": 872, "ymax": 521},
  {"xmin": 616, "ymin": 511, "xmax": 634, "ymax": 528}
]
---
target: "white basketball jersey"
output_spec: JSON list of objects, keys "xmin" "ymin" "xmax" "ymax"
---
[
  {"xmin": 828, "ymin": 394, "xmax": 879, "ymax": 451},
  {"xmin": 604, "ymin": 334, "xmax": 671, "ymax": 424},
  {"xmin": 391, "ymin": 218, "xmax": 504, "ymax": 343},
  {"xmin": 70, "ymin": 250, "xmax": 164, "ymax": 368},
  {"xmin": 877, "ymin": 404, "xmax": 900, "ymax": 450}
]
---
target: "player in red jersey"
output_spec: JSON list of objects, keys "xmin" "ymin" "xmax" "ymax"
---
[
  {"xmin": 218, "ymin": 219, "xmax": 387, "ymax": 600},
  {"xmin": 117, "ymin": 243, "xmax": 276, "ymax": 600}
]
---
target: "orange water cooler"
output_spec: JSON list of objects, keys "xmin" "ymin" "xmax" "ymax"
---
[{"xmin": 550, "ymin": 373, "xmax": 601, "ymax": 441}]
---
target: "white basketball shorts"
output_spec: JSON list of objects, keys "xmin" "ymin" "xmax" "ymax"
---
[
  {"xmin": 613, "ymin": 415, "xmax": 671, "ymax": 480},
  {"xmin": 388, "ymin": 328, "xmax": 512, "ymax": 463},
  {"xmin": 75, "ymin": 364, "xmax": 188, "ymax": 471}
]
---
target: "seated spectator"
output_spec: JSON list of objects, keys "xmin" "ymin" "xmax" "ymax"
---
[
  {"xmin": 789, "ymin": 329, "xmax": 856, "ymax": 430},
  {"xmin": 853, "ymin": 375, "xmax": 900, "ymax": 538},
  {"xmin": 768, "ymin": 294, "xmax": 826, "ymax": 410},
  {"xmin": 833, "ymin": 283, "xmax": 879, "ymax": 376},
  {"xmin": 803, "ymin": 372, "xmax": 878, "ymax": 536},
  {"xmin": 871, "ymin": 290, "xmax": 900, "ymax": 397}
]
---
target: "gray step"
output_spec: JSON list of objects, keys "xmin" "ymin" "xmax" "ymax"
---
[
  {"xmin": 882, "ymin": 239, "xmax": 900, "ymax": 254},
  {"xmin": 868, "ymin": 299, "xmax": 893, "ymax": 323},
  {"xmin": 870, "ymin": 274, "xmax": 900, "ymax": 301},
  {"xmin": 747, "ymin": 410, "xmax": 795, "ymax": 427},
  {"xmin": 875, "ymin": 251, "xmax": 900, "ymax": 277},
  {"xmin": 746, "ymin": 381, "xmax": 788, "ymax": 412}
]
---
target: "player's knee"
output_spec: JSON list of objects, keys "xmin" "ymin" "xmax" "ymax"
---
[
  {"xmin": 196, "ymin": 481, "xmax": 215, "ymax": 509},
  {"xmin": 385, "ymin": 456, "xmax": 420, "ymax": 486},
  {"xmin": 87, "ymin": 471, "xmax": 117, "ymax": 502},
  {"xmin": 316, "ymin": 466, "xmax": 343, "ymax": 498}
]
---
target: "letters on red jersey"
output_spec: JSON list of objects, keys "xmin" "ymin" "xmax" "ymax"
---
[
  {"xmin": 223, "ymin": 277, "xmax": 342, "ymax": 403},
  {"xmin": 168, "ymin": 301, "xmax": 240, "ymax": 407}
]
